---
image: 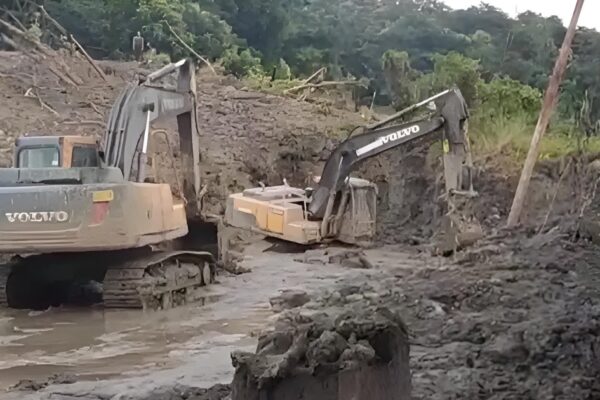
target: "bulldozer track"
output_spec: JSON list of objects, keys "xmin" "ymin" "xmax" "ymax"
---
[{"xmin": 102, "ymin": 251, "xmax": 216, "ymax": 310}]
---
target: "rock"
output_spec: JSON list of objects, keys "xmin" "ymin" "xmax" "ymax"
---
[
  {"xmin": 339, "ymin": 340, "xmax": 376, "ymax": 366},
  {"xmin": 230, "ymin": 307, "xmax": 411, "ymax": 400},
  {"xmin": 269, "ymin": 290, "xmax": 310, "ymax": 312},
  {"xmin": 10, "ymin": 373, "xmax": 76, "ymax": 392},
  {"xmin": 483, "ymin": 333, "xmax": 529, "ymax": 365},
  {"xmin": 345, "ymin": 293, "xmax": 365, "ymax": 303},
  {"xmin": 218, "ymin": 259, "xmax": 251, "ymax": 275},
  {"xmin": 330, "ymin": 250, "xmax": 373, "ymax": 269},
  {"xmin": 295, "ymin": 249, "xmax": 373, "ymax": 269},
  {"xmin": 306, "ymin": 330, "xmax": 349, "ymax": 365},
  {"xmin": 294, "ymin": 249, "xmax": 329, "ymax": 265}
]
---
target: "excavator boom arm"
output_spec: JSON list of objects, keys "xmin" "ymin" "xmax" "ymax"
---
[
  {"xmin": 102, "ymin": 58, "xmax": 201, "ymax": 216},
  {"xmin": 308, "ymin": 88, "xmax": 469, "ymax": 218}
]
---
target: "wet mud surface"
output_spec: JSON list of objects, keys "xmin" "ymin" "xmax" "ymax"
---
[
  {"xmin": 3, "ymin": 233, "xmax": 599, "ymax": 400},
  {"xmin": 0, "ymin": 243, "xmax": 371, "ymax": 399}
]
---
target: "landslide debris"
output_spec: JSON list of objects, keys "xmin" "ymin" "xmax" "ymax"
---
[{"xmin": 230, "ymin": 304, "xmax": 411, "ymax": 400}]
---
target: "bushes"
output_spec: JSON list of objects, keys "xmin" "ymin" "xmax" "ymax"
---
[
  {"xmin": 478, "ymin": 77, "xmax": 542, "ymax": 121},
  {"xmin": 221, "ymin": 47, "xmax": 264, "ymax": 77}
]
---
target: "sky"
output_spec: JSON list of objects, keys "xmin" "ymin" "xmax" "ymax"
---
[{"xmin": 443, "ymin": 0, "xmax": 598, "ymax": 31}]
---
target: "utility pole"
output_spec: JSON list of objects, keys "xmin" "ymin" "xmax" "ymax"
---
[{"xmin": 506, "ymin": 0, "xmax": 585, "ymax": 227}]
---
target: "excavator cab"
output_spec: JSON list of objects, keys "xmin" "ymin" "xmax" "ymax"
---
[{"xmin": 13, "ymin": 135, "xmax": 100, "ymax": 169}]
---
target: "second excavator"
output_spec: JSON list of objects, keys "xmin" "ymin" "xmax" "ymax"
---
[
  {"xmin": 224, "ymin": 88, "xmax": 479, "ymax": 248},
  {"xmin": 0, "ymin": 59, "xmax": 215, "ymax": 310}
]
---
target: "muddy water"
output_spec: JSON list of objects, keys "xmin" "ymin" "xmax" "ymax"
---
[{"xmin": 0, "ymin": 243, "xmax": 367, "ymax": 397}]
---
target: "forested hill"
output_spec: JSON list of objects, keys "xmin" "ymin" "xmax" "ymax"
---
[{"xmin": 2, "ymin": 0, "xmax": 600, "ymax": 130}]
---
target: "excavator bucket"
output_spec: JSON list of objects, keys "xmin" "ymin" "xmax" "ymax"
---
[{"xmin": 435, "ymin": 123, "xmax": 483, "ymax": 255}]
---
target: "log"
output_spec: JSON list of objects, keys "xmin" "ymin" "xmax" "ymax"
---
[
  {"xmin": 69, "ymin": 34, "xmax": 107, "ymax": 81},
  {"xmin": 37, "ymin": 5, "xmax": 67, "ymax": 36},
  {"xmin": 284, "ymin": 80, "xmax": 366, "ymax": 95},
  {"xmin": 302, "ymin": 67, "xmax": 326, "ymax": 85},
  {"xmin": 163, "ymin": 20, "xmax": 216, "ymax": 75},
  {"xmin": 0, "ymin": 17, "xmax": 52, "ymax": 56}
]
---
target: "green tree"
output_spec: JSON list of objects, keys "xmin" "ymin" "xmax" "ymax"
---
[
  {"xmin": 478, "ymin": 77, "xmax": 542, "ymax": 121},
  {"xmin": 429, "ymin": 52, "xmax": 482, "ymax": 106},
  {"xmin": 381, "ymin": 50, "xmax": 421, "ymax": 109},
  {"xmin": 221, "ymin": 46, "xmax": 264, "ymax": 77}
]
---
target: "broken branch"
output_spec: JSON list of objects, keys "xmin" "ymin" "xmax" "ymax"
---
[
  {"xmin": 62, "ymin": 120, "xmax": 104, "ymax": 126},
  {"xmin": 37, "ymin": 4, "xmax": 67, "ymax": 36},
  {"xmin": 69, "ymin": 34, "xmax": 107, "ymax": 81},
  {"xmin": 24, "ymin": 87, "xmax": 59, "ymax": 116},
  {"xmin": 163, "ymin": 20, "xmax": 216, "ymax": 76},
  {"xmin": 537, "ymin": 158, "xmax": 572, "ymax": 234},
  {"xmin": 86, "ymin": 101, "xmax": 103, "ymax": 116},
  {"xmin": 0, "ymin": 8, "xmax": 27, "ymax": 31},
  {"xmin": 284, "ymin": 80, "xmax": 365, "ymax": 95},
  {"xmin": 0, "ymin": 16, "xmax": 52, "ymax": 56},
  {"xmin": 0, "ymin": 18, "xmax": 81, "ymax": 87},
  {"xmin": 302, "ymin": 67, "xmax": 326, "ymax": 85}
]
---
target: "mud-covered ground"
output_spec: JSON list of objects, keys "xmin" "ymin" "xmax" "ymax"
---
[
  {"xmin": 0, "ymin": 242, "xmax": 368, "ymax": 395},
  {"xmin": 3, "ymin": 233, "xmax": 600, "ymax": 400},
  {"xmin": 1, "ymin": 50, "xmax": 600, "ymax": 399}
]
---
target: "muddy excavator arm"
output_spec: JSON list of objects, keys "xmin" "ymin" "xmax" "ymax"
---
[
  {"xmin": 308, "ymin": 88, "xmax": 470, "ymax": 218},
  {"xmin": 101, "ymin": 58, "xmax": 201, "ymax": 216}
]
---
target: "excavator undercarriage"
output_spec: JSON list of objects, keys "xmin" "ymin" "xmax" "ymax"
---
[
  {"xmin": 1, "ymin": 249, "xmax": 215, "ymax": 310},
  {"xmin": 0, "ymin": 59, "xmax": 216, "ymax": 310}
]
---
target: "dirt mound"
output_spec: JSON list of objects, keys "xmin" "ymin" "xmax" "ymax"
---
[{"xmin": 230, "ymin": 304, "xmax": 410, "ymax": 400}]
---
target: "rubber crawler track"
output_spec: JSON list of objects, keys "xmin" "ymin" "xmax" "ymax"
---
[
  {"xmin": 0, "ymin": 263, "xmax": 10, "ymax": 306},
  {"xmin": 102, "ymin": 251, "xmax": 216, "ymax": 310},
  {"xmin": 0, "ymin": 250, "xmax": 216, "ymax": 310}
]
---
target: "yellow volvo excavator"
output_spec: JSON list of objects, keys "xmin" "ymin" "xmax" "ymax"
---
[
  {"xmin": 224, "ymin": 89, "xmax": 479, "ymax": 248},
  {"xmin": 0, "ymin": 59, "xmax": 215, "ymax": 310}
]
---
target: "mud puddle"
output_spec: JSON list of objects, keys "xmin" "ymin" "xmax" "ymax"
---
[
  {"xmin": 0, "ymin": 242, "xmax": 376, "ymax": 398},
  {"xmin": 0, "ymin": 290, "xmax": 262, "ymax": 389}
]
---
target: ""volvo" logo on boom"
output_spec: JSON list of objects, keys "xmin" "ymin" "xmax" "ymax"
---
[
  {"xmin": 5, "ymin": 211, "xmax": 70, "ymax": 223},
  {"xmin": 355, "ymin": 124, "xmax": 421, "ymax": 156}
]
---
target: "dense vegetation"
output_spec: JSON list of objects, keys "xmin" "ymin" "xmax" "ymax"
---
[{"xmin": 2, "ymin": 0, "xmax": 600, "ymax": 154}]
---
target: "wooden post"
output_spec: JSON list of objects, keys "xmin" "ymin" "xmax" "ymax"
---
[{"xmin": 506, "ymin": 0, "xmax": 585, "ymax": 227}]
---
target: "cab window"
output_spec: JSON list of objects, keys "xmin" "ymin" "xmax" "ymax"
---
[
  {"xmin": 71, "ymin": 145, "xmax": 99, "ymax": 167},
  {"xmin": 18, "ymin": 147, "xmax": 60, "ymax": 168}
]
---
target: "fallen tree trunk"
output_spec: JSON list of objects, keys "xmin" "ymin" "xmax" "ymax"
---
[{"xmin": 284, "ymin": 80, "xmax": 365, "ymax": 95}]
